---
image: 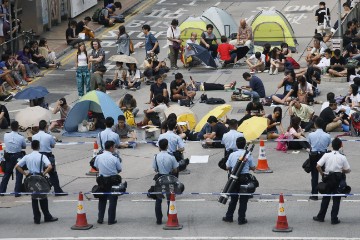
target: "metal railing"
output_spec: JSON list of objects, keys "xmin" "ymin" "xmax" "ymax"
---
[{"xmin": 334, "ymin": 2, "xmax": 360, "ymax": 37}]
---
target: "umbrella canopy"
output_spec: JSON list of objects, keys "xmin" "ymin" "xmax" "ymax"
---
[
  {"xmin": 188, "ymin": 43, "xmax": 217, "ymax": 68},
  {"xmin": 15, "ymin": 106, "xmax": 52, "ymax": 128},
  {"xmin": 108, "ymin": 55, "xmax": 138, "ymax": 64},
  {"xmin": 165, "ymin": 105, "xmax": 197, "ymax": 130},
  {"xmin": 238, "ymin": 116, "xmax": 268, "ymax": 141},
  {"xmin": 14, "ymin": 86, "xmax": 49, "ymax": 100},
  {"xmin": 195, "ymin": 104, "xmax": 232, "ymax": 132}
]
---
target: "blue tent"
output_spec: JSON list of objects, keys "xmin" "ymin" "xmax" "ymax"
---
[{"xmin": 64, "ymin": 91, "xmax": 123, "ymax": 132}]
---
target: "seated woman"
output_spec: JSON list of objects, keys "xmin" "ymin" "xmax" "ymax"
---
[
  {"xmin": 118, "ymin": 93, "xmax": 139, "ymax": 117},
  {"xmin": 345, "ymin": 84, "xmax": 360, "ymax": 109},
  {"xmin": 286, "ymin": 116, "xmax": 310, "ymax": 151},
  {"xmin": 17, "ymin": 45, "xmax": 42, "ymax": 78},
  {"xmin": 297, "ymin": 75, "xmax": 314, "ymax": 104},
  {"xmin": 269, "ymin": 47, "xmax": 285, "ymax": 75},
  {"xmin": 123, "ymin": 63, "xmax": 141, "ymax": 90},
  {"xmin": 267, "ymin": 107, "xmax": 284, "ymax": 139},
  {"xmin": 110, "ymin": 61, "xmax": 124, "ymax": 87},
  {"xmin": 38, "ymin": 38, "xmax": 60, "ymax": 66},
  {"xmin": 29, "ymin": 41, "xmax": 59, "ymax": 69}
]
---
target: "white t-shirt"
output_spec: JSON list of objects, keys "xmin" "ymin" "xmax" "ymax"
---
[
  {"xmin": 298, "ymin": 82, "xmax": 312, "ymax": 93},
  {"xmin": 77, "ymin": 52, "xmax": 88, "ymax": 67},
  {"xmin": 316, "ymin": 57, "xmax": 330, "ymax": 69},
  {"xmin": 320, "ymin": 101, "xmax": 349, "ymax": 114},
  {"xmin": 126, "ymin": 69, "xmax": 141, "ymax": 82},
  {"xmin": 185, "ymin": 39, "xmax": 197, "ymax": 57},
  {"xmin": 153, "ymin": 103, "xmax": 167, "ymax": 122},
  {"xmin": 317, "ymin": 151, "xmax": 350, "ymax": 174},
  {"xmin": 166, "ymin": 26, "xmax": 181, "ymax": 46},
  {"xmin": 248, "ymin": 53, "xmax": 265, "ymax": 65},
  {"xmin": 350, "ymin": 93, "xmax": 360, "ymax": 106}
]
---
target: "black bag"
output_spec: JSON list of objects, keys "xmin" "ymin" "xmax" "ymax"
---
[
  {"xmin": 302, "ymin": 158, "xmax": 311, "ymax": 173},
  {"xmin": 206, "ymin": 97, "xmax": 225, "ymax": 105},
  {"xmin": 89, "ymin": 157, "xmax": 97, "ymax": 170},
  {"xmin": 147, "ymin": 185, "xmax": 157, "ymax": 199},
  {"xmin": 261, "ymin": 97, "xmax": 273, "ymax": 106},
  {"xmin": 218, "ymin": 157, "xmax": 227, "ymax": 171},
  {"xmin": 91, "ymin": 185, "xmax": 102, "ymax": 199},
  {"xmin": 200, "ymin": 94, "xmax": 207, "ymax": 103},
  {"xmin": 149, "ymin": 33, "xmax": 160, "ymax": 54},
  {"xmin": 179, "ymin": 99, "xmax": 191, "ymax": 107}
]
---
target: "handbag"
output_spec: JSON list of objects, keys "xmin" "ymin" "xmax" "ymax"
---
[
  {"xmin": 302, "ymin": 158, "xmax": 311, "ymax": 173},
  {"xmin": 179, "ymin": 99, "xmax": 190, "ymax": 107},
  {"xmin": 276, "ymin": 134, "xmax": 288, "ymax": 152},
  {"xmin": 171, "ymin": 27, "xmax": 181, "ymax": 50}
]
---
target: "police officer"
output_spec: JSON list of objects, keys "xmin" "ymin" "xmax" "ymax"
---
[
  {"xmin": 153, "ymin": 138, "xmax": 179, "ymax": 225},
  {"xmin": 222, "ymin": 137, "xmax": 256, "ymax": 225},
  {"xmin": 0, "ymin": 121, "xmax": 26, "ymax": 197},
  {"xmin": 158, "ymin": 118, "xmax": 185, "ymax": 163},
  {"xmin": 307, "ymin": 117, "xmax": 331, "ymax": 200},
  {"xmin": 94, "ymin": 140, "xmax": 122, "ymax": 225},
  {"xmin": 32, "ymin": 120, "xmax": 66, "ymax": 196},
  {"xmin": 221, "ymin": 119, "xmax": 244, "ymax": 159},
  {"xmin": 15, "ymin": 140, "xmax": 58, "ymax": 224},
  {"xmin": 97, "ymin": 117, "xmax": 121, "ymax": 150},
  {"xmin": 313, "ymin": 138, "xmax": 351, "ymax": 224}
]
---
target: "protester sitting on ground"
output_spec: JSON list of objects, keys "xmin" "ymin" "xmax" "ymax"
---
[
  {"xmin": 112, "ymin": 115, "xmax": 136, "ymax": 148},
  {"xmin": 90, "ymin": 65, "xmax": 107, "ymax": 92},
  {"xmin": 0, "ymin": 61, "xmax": 20, "ymax": 91},
  {"xmin": 217, "ymin": 36, "xmax": 237, "ymax": 67},
  {"xmin": 272, "ymin": 70, "xmax": 298, "ymax": 105},
  {"xmin": 238, "ymin": 96, "xmax": 265, "ymax": 126},
  {"xmin": 345, "ymin": 84, "xmax": 360, "ymax": 108},
  {"xmin": 267, "ymin": 107, "xmax": 284, "ymax": 139},
  {"xmin": 246, "ymin": 52, "xmax": 265, "ymax": 73},
  {"xmin": 297, "ymin": 75, "xmax": 314, "ymax": 104},
  {"xmin": 75, "ymin": 16, "xmax": 95, "ymax": 39},
  {"xmin": 123, "ymin": 63, "xmax": 141, "ymax": 90},
  {"xmin": 99, "ymin": 6, "xmax": 115, "ymax": 27},
  {"xmin": 118, "ymin": 93, "xmax": 139, "ymax": 117},
  {"xmin": 0, "ymin": 85, "xmax": 12, "ymax": 102},
  {"xmin": 286, "ymin": 116, "xmax": 310, "ymax": 151},
  {"xmin": 202, "ymin": 116, "xmax": 228, "ymax": 148},
  {"xmin": 200, "ymin": 24, "xmax": 219, "ymax": 59},
  {"xmin": 29, "ymin": 41, "xmax": 59, "ymax": 69},
  {"xmin": 262, "ymin": 43, "xmax": 272, "ymax": 72},
  {"xmin": 241, "ymin": 72, "xmax": 266, "ymax": 98},
  {"xmin": 305, "ymin": 38, "xmax": 322, "ymax": 66},
  {"xmin": 137, "ymin": 95, "xmax": 167, "ymax": 127},
  {"xmin": 328, "ymin": 49, "xmax": 347, "ymax": 77},
  {"xmin": 344, "ymin": 38, "xmax": 360, "ymax": 62},
  {"xmin": 143, "ymin": 53, "xmax": 168, "ymax": 82},
  {"xmin": 184, "ymin": 32, "xmax": 202, "ymax": 67},
  {"xmin": 298, "ymin": 49, "xmax": 332, "ymax": 77},
  {"xmin": 289, "ymin": 98, "xmax": 315, "ymax": 132},
  {"xmin": 161, "ymin": 113, "xmax": 187, "ymax": 139},
  {"xmin": 110, "ymin": 61, "xmax": 124, "ymax": 87},
  {"xmin": 186, "ymin": 76, "xmax": 236, "ymax": 92},
  {"xmin": 148, "ymin": 75, "xmax": 169, "ymax": 106},
  {"xmin": 319, "ymin": 99, "xmax": 345, "ymax": 132},
  {"xmin": 49, "ymin": 98, "xmax": 71, "ymax": 133},
  {"xmin": 17, "ymin": 45, "xmax": 42, "ymax": 78},
  {"xmin": 321, "ymin": 92, "xmax": 349, "ymax": 115},
  {"xmin": 236, "ymin": 19, "xmax": 253, "ymax": 48},
  {"xmin": 4, "ymin": 54, "xmax": 30, "ymax": 83},
  {"xmin": 106, "ymin": 2, "xmax": 124, "ymax": 23},
  {"xmin": 170, "ymin": 73, "xmax": 196, "ymax": 102},
  {"xmin": 269, "ymin": 47, "xmax": 285, "ymax": 75},
  {"xmin": 38, "ymin": 38, "xmax": 59, "ymax": 66},
  {"xmin": 66, "ymin": 20, "xmax": 83, "ymax": 47},
  {"xmin": 281, "ymin": 42, "xmax": 300, "ymax": 69}
]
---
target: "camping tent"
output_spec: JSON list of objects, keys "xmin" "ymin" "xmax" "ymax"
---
[
  {"xmin": 64, "ymin": 91, "xmax": 123, "ymax": 132},
  {"xmin": 201, "ymin": 7, "xmax": 238, "ymax": 38},
  {"xmin": 179, "ymin": 16, "xmax": 221, "ymax": 44},
  {"xmin": 251, "ymin": 10, "xmax": 298, "ymax": 52}
]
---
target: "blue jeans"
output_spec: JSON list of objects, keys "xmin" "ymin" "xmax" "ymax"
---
[
  {"xmin": 242, "ymin": 90, "xmax": 260, "ymax": 99},
  {"xmin": 76, "ymin": 66, "xmax": 90, "ymax": 97},
  {"xmin": 342, "ymin": 124, "xmax": 349, "ymax": 132},
  {"xmin": 110, "ymin": 15, "xmax": 124, "ymax": 23}
]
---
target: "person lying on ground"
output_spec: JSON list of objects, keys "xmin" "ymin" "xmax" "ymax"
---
[{"xmin": 186, "ymin": 76, "xmax": 236, "ymax": 92}]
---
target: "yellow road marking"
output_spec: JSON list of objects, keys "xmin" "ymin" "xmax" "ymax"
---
[{"xmin": 29, "ymin": 0, "xmax": 157, "ymax": 85}]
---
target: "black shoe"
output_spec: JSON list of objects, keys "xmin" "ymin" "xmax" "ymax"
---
[
  {"xmin": 238, "ymin": 219, "xmax": 248, "ymax": 225},
  {"xmin": 222, "ymin": 217, "xmax": 233, "ymax": 223},
  {"xmin": 309, "ymin": 196, "xmax": 318, "ymax": 201},
  {"xmin": 313, "ymin": 216, "xmax": 324, "ymax": 222},
  {"xmin": 44, "ymin": 217, "xmax": 58, "ymax": 223},
  {"xmin": 14, "ymin": 194, "xmax": 21, "ymax": 198},
  {"xmin": 331, "ymin": 219, "xmax": 341, "ymax": 225},
  {"xmin": 97, "ymin": 219, "xmax": 103, "ymax": 224},
  {"xmin": 108, "ymin": 220, "xmax": 117, "ymax": 225},
  {"xmin": 54, "ymin": 192, "xmax": 68, "ymax": 197},
  {"xmin": 34, "ymin": 219, "xmax": 40, "ymax": 224},
  {"xmin": 156, "ymin": 220, "xmax": 162, "ymax": 225}
]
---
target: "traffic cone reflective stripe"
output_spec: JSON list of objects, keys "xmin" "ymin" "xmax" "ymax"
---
[
  {"xmin": 86, "ymin": 141, "xmax": 99, "ymax": 176},
  {"xmin": 71, "ymin": 192, "xmax": 93, "ymax": 230},
  {"xmin": 0, "ymin": 143, "xmax": 4, "ymax": 177},
  {"xmin": 254, "ymin": 140, "xmax": 273, "ymax": 173},
  {"xmin": 163, "ymin": 192, "xmax": 183, "ymax": 230},
  {"xmin": 273, "ymin": 193, "xmax": 292, "ymax": 232}
]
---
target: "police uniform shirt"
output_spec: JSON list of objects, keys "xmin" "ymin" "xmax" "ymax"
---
[
  {"xmin": 317, "ymin": 151, "xmax": 350, "ymax": 174},
  {"xmin": 308, "ymin": 129, "xmax": 331, "ymax": 152},
  {"xmin": 32, "ymin": 131, "xmax": 55, "ymax": 153},
  {"xmin": 226, "ymin": 149, "xmax": 255, "ymax": 174},
  {"xmin": 17, "ymin": 151, "xmax": 51, "ymax": 174},
  {"xmin": 152, "ymin": 151, "xmax": 179, "ymax": 175},
  {"xmin": 4, "ymin": 131, "xmax": 26, "ymax": 153},
  {"xmin": 158, "ymin": 131, "xmax": 184, "ymax": 154},
  {"xmin": 98, "ymin": 128, "xmax": 121, "ymax": 149},
  {"xmin": 221, "ymin": 130, "xmax": 244, "ymax": 151},
  {"xmin": 94, "ymin": 150, "xmax": 122, "ymax": 177}
]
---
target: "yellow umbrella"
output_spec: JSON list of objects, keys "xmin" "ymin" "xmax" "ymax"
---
[
  {"xmin": 238, "ymin": 116, "xmax": 268, "ymax": 141},
  {"xmin": 164, "ymin": 105, "xmax": 197, "ymax": 130},
  {"xmin": 195, "ymin": 104, "xmax": 232, "ymax": 132}
]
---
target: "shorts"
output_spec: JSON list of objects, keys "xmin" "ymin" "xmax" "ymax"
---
[{"xmin": 56, "ymin": 119, "xmax": 65, "ymax": 127}]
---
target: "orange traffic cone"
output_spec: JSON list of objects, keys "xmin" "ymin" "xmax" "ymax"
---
[
  {"xmin": 71, "ymin": 192, "xmax": 93, "ymax": 230},
  {"xmin": 254, "ymin": 140, "xmax": 273, "ymax": 173},
  {"xmin": 163, "ymin": 192, "xmax": 183, "ymax": 230},
  {"xmin": 86, "ymin": 141, "xmax": 99, "ymax": 176},
  {"xmin": 273, "ymin": 193, "xmax": 292, "ymax": 232},
  {"xmin": 0, "ymin": 143, "xmax": 4, "ymax": 177}
]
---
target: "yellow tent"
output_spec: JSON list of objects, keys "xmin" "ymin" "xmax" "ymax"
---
[
  {"xmin": 195, "ymin": 104, "xmax": 232, "ymax": 132},
  {"xmin": 251, "ymin": 10, "xmax": 298, "ymax": 53}
]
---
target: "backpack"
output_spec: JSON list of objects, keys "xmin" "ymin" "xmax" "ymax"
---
[
  {"xmin": 97, "ymin": 8, "xmax": 107, "ymax": 23},
  {"xmin": 275, "ymin": 134, "xmax": 288, "ymax": 152},
  {"xmin": 124, "ymin": 110, "xmax": 136, "ymax": 127},
  {"xmin": 149, "ymin": 33, "xmax": 160, "ymax": 54},
  {"xmin": 206, "ymin": 98, "xmax": 226, "ymax": 105},
  {"xmin": 92, "ymin": 8, "xmax": 103, "ymax": 22}
]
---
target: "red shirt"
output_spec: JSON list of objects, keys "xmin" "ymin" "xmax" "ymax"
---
[{"xmin": 217, "ymin": 43, "xmax": 234, "ymax": 61}]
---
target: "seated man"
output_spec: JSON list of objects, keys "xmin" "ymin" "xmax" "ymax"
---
[
  {"xmin": 289, "ymin": 98, "xmax": 315, "ymax": 132},
  {"xmin": 319, "ymin": 99, "xmax": 344, "ymax": 132},
  {"xmin": 238, "ymin": 96, "xmax": 265, "ymax": 126},
  {"xmin": 99, "ymin": 6, "xmax": 115, "ymax": 27},
  {"xmin": 66, "ymin": 20, "xmax": 84, "ymax": 47},
  {"xmin": 75, "ymin": 17, "xmax": 95, "ymax": 39},
  {"xmin": 203, "ymin": 116, "xmax": 228, "ymax": 148},
  {"xmin": 236, "ymin": 19, "xmax": 253, "ymax": 49},
  {"xmin": 137, "ymin": 95, "xmax": 167, "ymax": 127},
  {"xmin": 170, "ymin": 73, "xmax": 196, "ymax": 102},
  {"xmin": 272, "ymin": 70, "xmax": 298, "ymax": 105},
  {"xmin": 90, "ymin": 65, "xmax": 107, "ymax": 92},
  {"xmin": 328, "ymin": 49, "xmax": 347, "ymax": 77},
  {"xmin": 112, "ymin": 115, "xmax": 136, "ymax": 148},
  {"xmin": 246, "ymin": 52, "xmax": 265, "ymax": 73},
  {"xmin": 49, "ymin": 98, "xmax": 71, "ymax": 133},
  {"xmin": 105, "ymin": 2, "xmax": 124, "ymax": 23},
  {"xmin": 148, "ymin": 75, "xmax": 169, "ymax": 107},
  {"xmin": 241, "ymin": 72, "xmax": 266, "ymax": 98},
  {"xmin": 217, "ymin": 36, "xmax": 237, "ymax": 67}
]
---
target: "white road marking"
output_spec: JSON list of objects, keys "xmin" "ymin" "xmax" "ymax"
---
[
  {"xmin": 214, "ymin": 2, "xmax": 220, "ymax": 6},
  {"xmin": 131, "ymin": 199, "xmax": 205, "ymax": 202},
  {"xmin": 47, "ymin": 74, "xmax": 65, "ymax": 76},
  {"xmin": 2, "ymin": 237, "xmax": 360, "ymax": 240}
]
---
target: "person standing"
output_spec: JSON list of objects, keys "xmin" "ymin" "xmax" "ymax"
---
[
  {"xmin": 222, "ymin": 137, "xmax": 256, "ymax": 225},
  {"xmin": 313, "ymin": 138, "xmax": 351, "ymax": 224},
  {"xmin": 94, "ymin": 140, "xmax": 122, "ymax": 225},
  {"xmin": 307, "ymin": 117, "xmax": 331, "ymax": 201},
  {"xmin": 142, "ymin": 24, "xmax": 159, "ymax": 58},
  {"xmin": 15, "ymin": 140, "xmax": 58, "ymax": 224},
  {"xmin": 315, "ymin": 2, "xmax": 330, "ymax": 34},
  {"xmin": 75, "ymin": 42, "xmax": 90, "ymax": 98},
  {"xmin": 221, "ymin": 119, "xmax": 244, "ymax": 159},
  {"xmin": 167, "ymin": 19, "xmax": 181, "ymax": 70},
  {"xmin": 153, "ymin": 138, "xmax": 179, "ymax": 225},
  {"xmin": 97, "ymin": 117, "xmax": 121, "ymax": 150},
  {"xmin": 32, "ymin": 120, "xmax": 66, "ymax": 196},
  {"xmin": 89, "ymin": 39, "xmax": 105, "ymax": 73},
  {"xmin": 116, "ymin": 25, "xmax": 130, "ymax": 56},
  {"xmin": 0, "ymin": 121, "xmax": 26, "ymax": 197}
]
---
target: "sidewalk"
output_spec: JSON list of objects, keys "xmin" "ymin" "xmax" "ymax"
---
[{"xmin": 42, "ymin": 0, "xmax": 142, "ymax": 58}]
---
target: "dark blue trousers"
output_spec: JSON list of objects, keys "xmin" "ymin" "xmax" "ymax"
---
[
  {"xmin": 32, "ymin": 198, "xmax": 52, "ymax": 222},
  {"xmin": 155, "ymin": 194, "xmax": 170, "ymax": 223},
  {"xmin": 0, "ymin": 152, "xmax": 24, "ymax": 194}
]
